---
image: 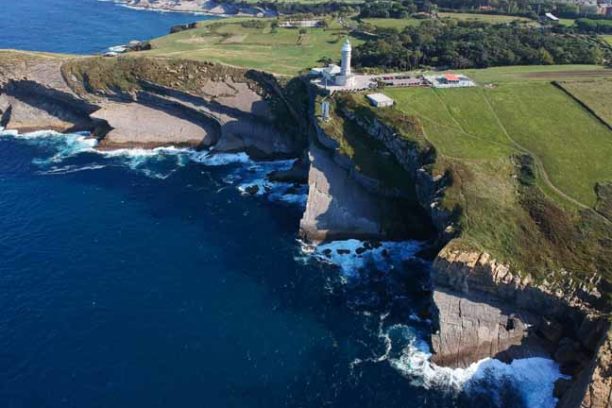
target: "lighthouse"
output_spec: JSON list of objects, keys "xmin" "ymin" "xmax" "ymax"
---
[{"xmin": 335, "ymin": 38, "xmax": 354, "ymax": 87}]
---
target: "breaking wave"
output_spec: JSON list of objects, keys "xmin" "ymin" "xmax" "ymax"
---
[
  {"xmin": 303, "ymin": 238, "xmax": 565, "ymax": 408},
  {"xmin": 0, "ymin": 130, "xmax": 307, "ymax": 204},
  {"xmin": 304, "ymin": 239, "xmax": 424, "ymax": 278},
  {"xmin": 0, "ymin": 130, "xmax": 98, "ymax": 164},
  {"xmin": 351, "ymin": 317, "xmax": 566, "ymax": 408}
]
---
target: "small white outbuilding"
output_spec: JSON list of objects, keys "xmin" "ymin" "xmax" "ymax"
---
[
  {"xmin": 367, "ymin": 93, "xmax": 394, "ymax": 108},
  {"xmin": 544, "ymin": 12, "xmax": 560, "ymax": 22}
]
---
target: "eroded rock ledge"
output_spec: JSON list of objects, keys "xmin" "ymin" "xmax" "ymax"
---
[{"xmin": 0, "ymin": 54, "xmax": 307, "ymax": 159}]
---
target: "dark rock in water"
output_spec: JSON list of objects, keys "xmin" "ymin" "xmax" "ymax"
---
[
  {"xmin": 244, "ymin": 185, "xmax": 260, "ymax": 196},
  {"xmin": 170, "ymin": 22, "xmax": 198, "ymax": 34},
  {"xmin": 538, "ymin": 317, "xmax": 564, "ymax": 343},
  {"xmin": 268, "ymin": 158, "xmax": 309, "ymax": 183},
  {"xmin": 355, "ymin": 247, "xmax": 367, "ymax": 255},
  {"xmin": 555, "ymin": 338, "xmax": 589, "ymax": 374},
  {"xmin": 336, "ymin": 249, "xmax": 351, "ymax": 255},
  {"xmin": 323, "ymin": 249, "xmax": 332, "ymax": 258},
  {"xmin": 554, "ymin": 378, "xmax": 573, "ymax": 399},
  {"xmin": 381, "ymin": 249, "xmax": 389, "ymax": 258}
]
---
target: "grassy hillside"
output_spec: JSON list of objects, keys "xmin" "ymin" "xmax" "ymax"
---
[
  {"xmin": 461, "ymin": 64, "xmax": 611, "ymax": 83},
  {"xmin": 438, "ymin": 12, "xmax": 534, "ymax": 24},
  {"xmin": 385, "ymin": 73, "xmax": 612, "ymax": 209},
  {"xmin": 144, "ymin": 18, "xmax": 361, "ymax": 76},
  {"xmin": 328, "ymin": 65, "xmax": 612, "ymax": 285},
  {"xmin": 555, "ymin": 79, "xmax": 612, "ymax": 127},
  {"xmin": 360, "ymin": 17, "xmax": 423, "ymax": 30}
]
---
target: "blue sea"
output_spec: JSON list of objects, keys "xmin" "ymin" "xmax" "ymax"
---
[
  {"xmin": 0, "ymin": 2, "xmax": 565, "ymax": 407},
  {"xmin": 0, "ymin": 0, "xmax": 209, "ymax": 54}
]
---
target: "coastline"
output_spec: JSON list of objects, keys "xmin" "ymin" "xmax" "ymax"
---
[
  {"xmin": 103, "ymin": 0, "xmax": 273, "ymax": 17},
  {"xmin": 1, "ymin": 49, "xmax": 609, "ymax": 407}
]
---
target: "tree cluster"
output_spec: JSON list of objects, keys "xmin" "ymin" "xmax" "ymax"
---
[
  {"xmin": 358, "ymin": 0, "xmax": 419, "ymax": 18},
  {"xmin": 352, "ymin": 20, "xmax": 609, "ymax": 70},
  {"xmin": 574, "ymin": 18, "xmax": 612, "ymax": 34}
]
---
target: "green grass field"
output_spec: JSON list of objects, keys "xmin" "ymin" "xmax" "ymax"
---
[
  {"xmin": 437, "ymin": 12, "xmax": 534, "ymax": 24},
  {"xmin": 559, "ymin": 18, "xmax": 576, "ymax": 27},
  {"xmin": 556, "ymin": 79, "xmax": 612, "ymax": 127},
  {"xmin": 603, "ymin": 35, "xmax": 612, "ymax": 45},
  {"xmin": 384, "ymin": 78, "xmax": 612, "ymax": 207},
  {"xmin": 144, "ymin": 19, "xmax": 360, "ymax": 75},
  {"xmin": 461, "ymin": 64, "xmax": 611, "ymax": 84},
  {"xmin": 360, "ymin": 17, "xmax": 423, "ymax": 30},
  {"xmin": 355, "ymin": 66, "xmax": 612, "ymax": 280}
]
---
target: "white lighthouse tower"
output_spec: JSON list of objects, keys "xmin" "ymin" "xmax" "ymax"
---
[{"xmin": 335, "ymin": 38, "xmax": 354, "ymax": 87}]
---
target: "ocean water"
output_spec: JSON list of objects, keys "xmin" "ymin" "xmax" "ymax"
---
[
  {"xmin": 0, "ymin": 130, "xmax": 565, "ymax": 407},
  {"xmin": 0, "ymin": 2, "xmax": 565, "ymax": 407},
  {"xmin": 0, "ymin": 0, "xmax": 212, "ymax": 54}
]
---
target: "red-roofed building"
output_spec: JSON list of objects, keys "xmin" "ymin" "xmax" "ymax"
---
[{"xmin": 442, "ymin": 73, "xmax": 460, "ymax": 83}]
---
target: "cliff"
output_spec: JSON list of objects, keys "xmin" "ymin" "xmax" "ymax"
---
[
  {"xmin": 0, "ymin": 52, "xmax": 308, "ymax": 158},
  {"xmin": 307, "ymin": 91, "xmax": 611, "ymax": 407}
]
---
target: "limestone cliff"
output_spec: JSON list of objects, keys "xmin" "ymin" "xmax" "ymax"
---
[
  {"xmin": 0, "ymin": 52, "xmax": 307, "ymax": 158},
  {"xmin": 299, "ymin": 143, "xmax": 385, "ymax": 242},
  {"xmin": 309, "ymin": 92, "xmax": 611, "ymax": 407}
]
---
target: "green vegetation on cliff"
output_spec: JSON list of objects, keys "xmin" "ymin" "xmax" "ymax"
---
[{"xmin": 326, "ymin": 65, "xmax": 612, "ymax": 287}]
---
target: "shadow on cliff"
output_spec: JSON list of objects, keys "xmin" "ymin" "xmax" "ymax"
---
[
  {"xmin": 2, "ymin": 79, "xmax": 103, "ymax": 133},
  {"xmin": 307, "ymin": 119, "xmax": 436, "ymax": 243}
]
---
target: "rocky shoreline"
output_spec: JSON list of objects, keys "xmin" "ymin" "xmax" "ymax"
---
[
  {"xmin": 112, "ymin": 0, "xmax": 275, "ymax": 17},
  {"xmin": 1, "ymin": 51, "xmax": 609, "ymax": 408}
]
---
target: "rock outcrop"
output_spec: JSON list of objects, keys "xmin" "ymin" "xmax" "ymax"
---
[
  {"xmin": 299, "ymin": 144, "xmax": 384, "ymax": 242},
  {"xmin": 117, "ymin": 0, "xmax": 274, "ymax": 16},
  {"xmin": 91, "ymin": 101, "xmax": 218, "ymax": 149},
  {"xmin": 432, "ymin": 244, "xmax": 611, "ymax": 406},
  {"xmin": 0, "ymin": 53, "xmax": 306, "ymax": 158},
  {"xmin": 430, "ymin": 288, "xmax": 540, "ymax": 367}
]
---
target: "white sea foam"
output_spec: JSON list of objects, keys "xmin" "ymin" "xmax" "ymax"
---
[
  {"xmin": 310, "ymin": 239, "xmax": 423, "ymax": 277},
  {"xmin": 204, "ymin": 156, "xmax": 307, "ymax": 207},
  {"xmin": 38, "ymin": 164, "xmax": 109, "ymax": 175},
  {"xmin": 361, "ymin": 321, "xmax": 567, "ymax": 408},
  {"xmin": 0, "ymin": 129, "xmax": 98, "ymax": 163},
  {"xmin": 1, "ymin": 130, "xmax": 307, "ymax": 203},
  {"xmin": 189, "ymin": 151, "xmax": 251, "ymax": 167}
]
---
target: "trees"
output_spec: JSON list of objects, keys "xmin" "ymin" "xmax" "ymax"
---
[{"xmin": 352, "ymin": 21, "xmax": 610, "ymax": 70}]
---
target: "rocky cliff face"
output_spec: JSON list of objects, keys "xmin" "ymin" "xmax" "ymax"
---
[
  {"xmin": 299, "ymin": 143, "xmax": 385, "ymax": 242},
  {"xmin": 433, "ymin": 244, "xmax": 611, "ymax": 406},
  {"xmin": 558, "ymin": 328, "xmax": 612, "ymax": 408},
  {"xmin": 308, "ymin": 97, "xmax": 611, "ymax": 407},
  {"xmin": 0, "ymin": 53, "xmax": 306, "ymax": 158}
]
